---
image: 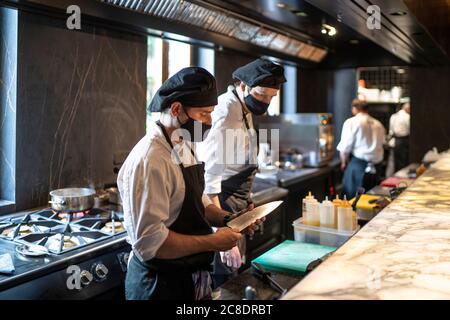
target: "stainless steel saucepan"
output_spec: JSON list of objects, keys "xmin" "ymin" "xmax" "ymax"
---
[{"xmin": 49, "ymin": 188, "xmax": 96, "ymax": 212}]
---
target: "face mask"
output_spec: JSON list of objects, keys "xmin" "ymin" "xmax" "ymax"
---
[
  {"xmin": 244, "ymin": 89, "xmax": 270, "ymax": 115},
  {"xmin": 178, "ymin": 109, "xmax": 211, "ymax": 142}
]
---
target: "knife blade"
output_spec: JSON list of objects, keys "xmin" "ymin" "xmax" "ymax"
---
[{"xmin": 226, "ymin": 200, "xmax": 283, "ymax": 232}]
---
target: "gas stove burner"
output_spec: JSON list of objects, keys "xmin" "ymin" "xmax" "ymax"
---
[
  {"xmin": 0, "ymin": 207, "xmax": 126, "ymax": 256},
  {"xmin": 57, "ymin": 211, "xmax": 87, "ymax": 221},
  {"xmin": 101, "ymin": 221, "xmax": 125, "ymax": 234}
]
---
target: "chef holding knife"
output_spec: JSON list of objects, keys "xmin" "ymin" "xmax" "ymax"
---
[
  {"xmin": 198, "ymin": 58, "xmax": 286, "ymax": 285},
  {"xmin": 117, "ymin": 67, "xmax": 262, "ymax": 300}
]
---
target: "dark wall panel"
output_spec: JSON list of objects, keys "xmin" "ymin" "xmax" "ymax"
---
[
  {"xmin": 15, "ymin": 12, "xmax": 147, "ymax": 210},
  {"xmin": 214, "ymin": 49, "xmax": 256, "ymax": 95},
  {"xmin": 410, "ymin": 66, "xmax": 450, "ymax": 162},
  {"xmin": 297, "ymin": 68, "xmax": 357, "ymax": 145},
  {"xmin": 297, "ymin": 69, "xmax": 330, "ymax": 113}
]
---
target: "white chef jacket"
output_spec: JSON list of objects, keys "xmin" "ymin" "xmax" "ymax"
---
[
  {"xmin": 337, "ymin": 112, "xmax": 386, "ymax": 164},
  {"xmin": 389, "ymin": 109, "xmax": 410, "ymax": 138},
  {"xmin": 117, "ymin": 121, "xmax": 212, "ymax": 262},
  {"xmin": 197, "ymin": 85, "xmax": 258, "ymax": 195}
]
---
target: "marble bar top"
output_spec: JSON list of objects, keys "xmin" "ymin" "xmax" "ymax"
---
[{"xmin": 283, "ymin": 154, "xmax": 450, "ymax": 300}]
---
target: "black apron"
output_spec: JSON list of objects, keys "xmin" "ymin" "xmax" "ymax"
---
[
  {"xmin": 393, "ymin": 135, "xmax": 409, "ymax": 172},
  {"xmin": 125, "ymin": 121, "xmax": 214, "ymax": 300},
  {"xmin": 212, "ymin": 89, "xmax": 259, "ymax": 288},
  {"xmin": 219, "ymin": 89, "xmax": 259, "ymax": 214}
]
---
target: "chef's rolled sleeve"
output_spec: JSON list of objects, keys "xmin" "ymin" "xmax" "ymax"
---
[
  {"xmin": 204, "ymin": 173, "xmax": 223, "ymax": 194},
  {"xmin": 202, "ymin": 194, "xmax": 212, "ymax": 207},
  {"xmin": 201, "ymin": 110, "xmax": 230, "ymax": 194},
  {"xmin": 126, "ymin": 157, "xmax": 174, "ymax": 262}
]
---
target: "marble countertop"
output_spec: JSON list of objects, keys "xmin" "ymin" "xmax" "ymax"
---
[{"xmin": 283, "ymin": 154, "xmax": 450, "ymax": 299}]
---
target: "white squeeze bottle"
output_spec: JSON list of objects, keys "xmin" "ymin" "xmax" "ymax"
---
[
  {"xmin": 302, "ymin": 192, "xmax": 319, "ymax": 226},
  {"xmin": 320, "ymin": 197, "xmax": 335, "ymax": 228},
  {"xmin": 337, "ymin": 196, "xmax": 354, "ymax": 231}
]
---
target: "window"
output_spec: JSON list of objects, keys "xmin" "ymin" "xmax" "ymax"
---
[
  {"xmin": 146, "ymin": 37, "xmax": 193, "ymax": 131},
  {"xmin": 0, "ymin": 7, "xmax": 17, "ymax": 211},
  {"xmin": 267, "ymin": 90, "xmax": 281, "ymax": 116},
  {"xmin": 168, "ymin": 40, "xmax": 191, "ymax": 78}
]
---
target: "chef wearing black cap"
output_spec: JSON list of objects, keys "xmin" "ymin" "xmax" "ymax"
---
[
  {"xmin": 198, "ymin": 59, "xmax": 286, "ymax": 285},
  {"xmin": 117, "ymin": 67, "xmax": 262, "ymax": 300}
]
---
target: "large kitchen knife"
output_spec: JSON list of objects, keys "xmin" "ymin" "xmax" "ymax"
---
[{"xmin": 226, "ymin": 200, "xmax": 283, "ymax": 232}]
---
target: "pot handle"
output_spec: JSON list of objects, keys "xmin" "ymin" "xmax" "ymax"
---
[{"xmin": 49, "ymin": 200, "xmax": 66, "ymax": 205}]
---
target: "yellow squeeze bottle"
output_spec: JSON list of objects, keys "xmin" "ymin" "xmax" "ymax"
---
[{"xmin": 331, "ymin": 195, "xmax": 342, "ymax": 229}]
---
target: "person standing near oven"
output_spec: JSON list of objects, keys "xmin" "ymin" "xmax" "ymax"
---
[
  {"xmin": 198, "ymin": 59, "xmax": 286, "ymax": 287},
  {"xmin": 117, "ymin": 67, "xmax": 262, "ymax": 300}
]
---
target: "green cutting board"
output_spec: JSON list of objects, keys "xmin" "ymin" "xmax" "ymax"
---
[{"xmin": 252, "ymin": 240, "xmax": 336, "ymax": 276}]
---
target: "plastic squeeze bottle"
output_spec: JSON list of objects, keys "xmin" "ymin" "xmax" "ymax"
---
[
  {"xmin": 302, "ymin": 192, "xmax": 319, "ymax": 226},
  {"xmin": 320, "ymin": 197, "xmax": 335, "ymax": 228},
  {"xmin": 331, "ymin": 195, "xmax": 342, "ymax": 229},
  {"xmin": 337, "ymin": 196, "xmax": 354, "ymax": 231}
]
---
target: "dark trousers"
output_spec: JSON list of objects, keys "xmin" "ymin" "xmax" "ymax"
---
[
  {"xmin": 394, "ymin": 136, "xmax": 410, "ymax": 172},
  {"xmin": 125, "ymin": 254, "xmax": 195, "ymax": 300},
  {"xmin": 342, "ymin": 157, "xmax": 382, "ymax": 199}
]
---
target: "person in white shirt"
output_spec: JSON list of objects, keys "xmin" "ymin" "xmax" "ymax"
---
[
  {"xmin": 337, "ymin": 99, "xmax": 386, "ymax": 198},
  {"xmin": 389, "ymin": 103, "xmax": 410, "ymax": 171},
  {"xmin": 118, "ymin": 67, "xmax": 262, "ymax": 300},
  {"xmin": 198, "ymin": 59, "xmax": 285, "ymax": 287}
]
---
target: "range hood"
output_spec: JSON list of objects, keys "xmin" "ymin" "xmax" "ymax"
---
[{"xmin": 100, "ymin": 0, "xmax": 328, "ymax": 63}]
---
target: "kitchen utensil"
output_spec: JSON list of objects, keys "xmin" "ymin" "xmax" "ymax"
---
[
  {"xmin": 244, "ymin": 286, "xmax": 258, "ymax": 300},
  {"xmin": 306, "ymin": 251, "xmax": 333, "ymax": 273},
  {"xmin": 251, "ymin": 262, "xmax": 287, "ymax": 296},
  {"xmin": 106, "ymin": 187, "xmax": 122, "ymax": 205},
  {"xmin": 16, "ymin": 243, "xmax": 49, "ymax": 257},
  {"xmin": 49, "ymin": 188, "xmax": 96, "ymax": 212},
  {"xmin": 94, "ymin": 190, "xmax": 110, "ymax": 207},
  {"xmin": 351, "ymin": 187, "xmax": 365, "ymax": 211},
  {"xmin": 226, "ymin": 201, "xmax": 283, "ymax": 232}
]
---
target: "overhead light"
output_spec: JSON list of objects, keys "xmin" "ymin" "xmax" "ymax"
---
[
  {"xmin": 321, "ymin": 23, "xmax": 337, "ymax": 37},
  {"xmin": 390, "ymin": 11, "xmax": 407, "ymax": 16},
  {"xmin": 294, "ymin": 11, "xmax": 308, "ymax": 17},
  {"xmin": 397, "ymin": 68, "xmax": 405, "ymax": 74},
  {"xmin": 349, "ymin": 39, "xmax": 359, "ymax": 44}
]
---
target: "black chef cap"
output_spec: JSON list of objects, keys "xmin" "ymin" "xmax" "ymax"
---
[
  {"xmin": 149, "ymin": 67, "xmax": 218, "ymax": 112},
  {"xmin": 232, "ymin": 59, "xmax": 286, "ymax": 89}
]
